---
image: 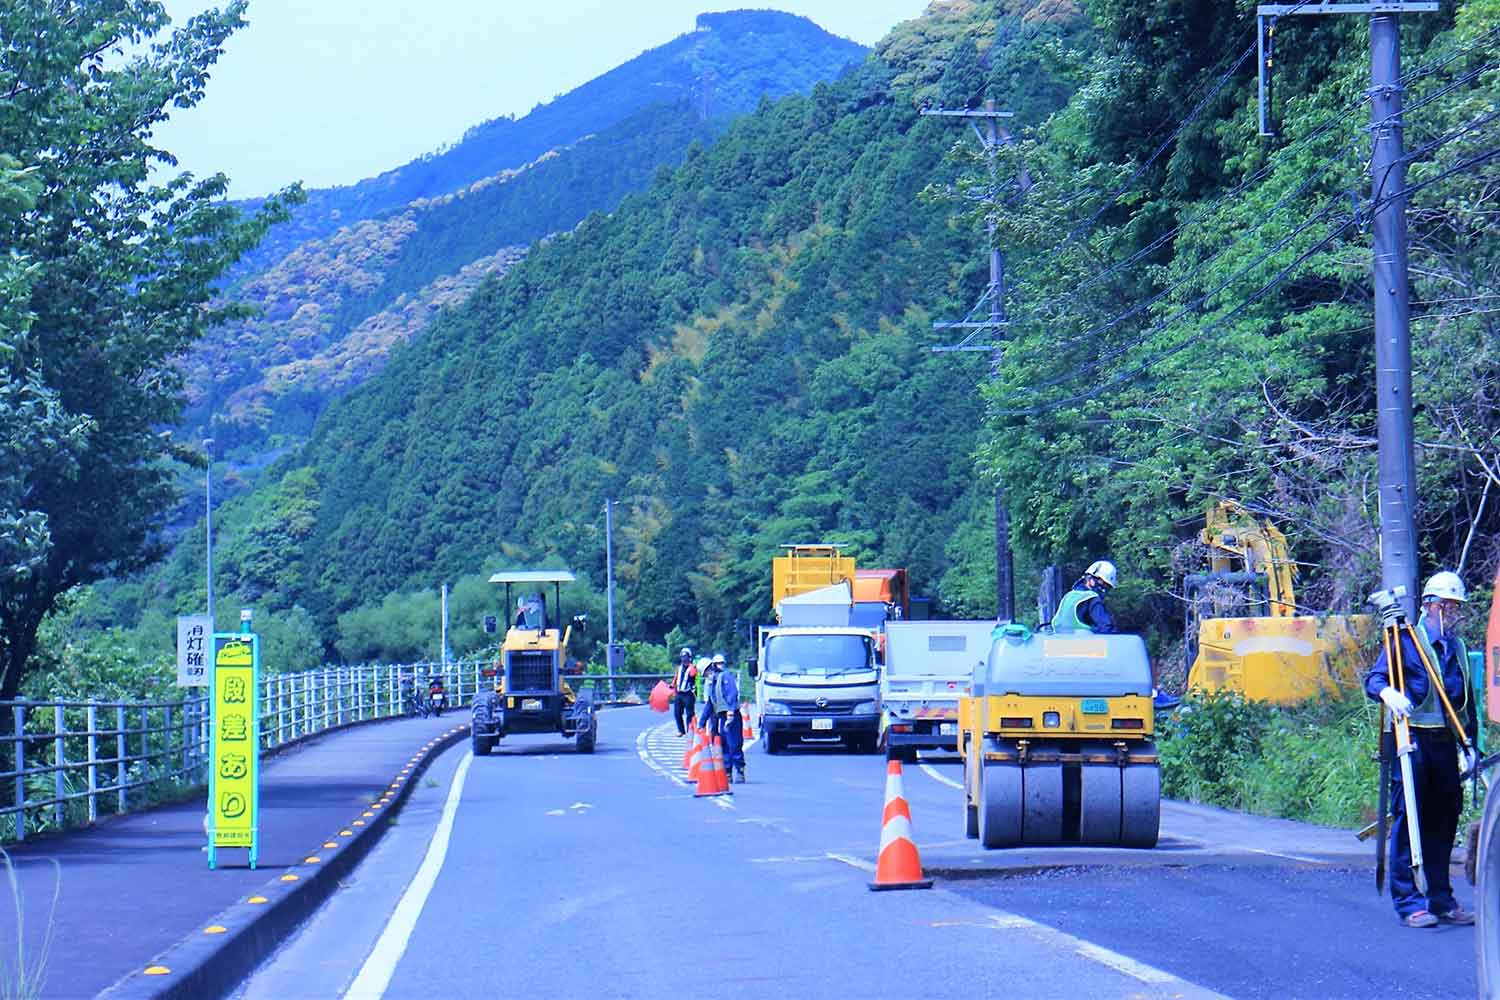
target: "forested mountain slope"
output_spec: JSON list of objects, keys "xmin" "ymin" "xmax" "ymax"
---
[
  {"xmin": 111, "ymin": 0, "xmax": 1495, "ymax": 667},
  {"xmin": 178, "ymin": 12, "xmax": 869, "ymax": 457}
]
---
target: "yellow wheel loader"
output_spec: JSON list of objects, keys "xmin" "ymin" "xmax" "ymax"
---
[{"xmin": 470, "ymin": 570, "xmax": 596, "ymax": 755}]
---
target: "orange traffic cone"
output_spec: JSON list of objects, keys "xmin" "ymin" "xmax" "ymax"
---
[
  {"xmin": 683, "ymin": 722, "xmax": 701, "ymax": 769},
  {"xmin": 686, "ymin": 728, "xmax": 706, "ymax": 779},
  {"xmin": 741, "ymin": 703, "xmax": 754, "ymax": 741},
  {"xmin": 869, "ymin": 757, "xmax": 932, "ymax": 891},
  {"xmin": 695, "ymin": 736, "xmax": 731, "ymax": 797}
]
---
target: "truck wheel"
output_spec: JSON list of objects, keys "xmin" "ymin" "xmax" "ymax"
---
[
  {"xmin": 576, "ymin": 727, "xmax": 596, "ymax": 754},
  {"xmin": 472, "ymin": 732, "xmax": 493, "ymax": 757}
]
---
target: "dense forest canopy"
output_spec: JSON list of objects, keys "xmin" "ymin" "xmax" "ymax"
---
[{"xmin": 25, "ymin": 0, "xmax": 1499, "ymax": 687}]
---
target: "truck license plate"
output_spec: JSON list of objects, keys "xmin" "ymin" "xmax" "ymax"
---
[
  {"xmin": 939, "ymin": 723, "xmax": 957, "ymax": 736},
  {"xmin": 812, "ymin": 718, "xmax": 833, "ymax": 731},
  {"xmin": 1080, "ymin": 698, "xmax": 1108, "ymax": 714},
  {"xmin": 522, "ymin": 698, "xmax": 542, "ymax": 711}
]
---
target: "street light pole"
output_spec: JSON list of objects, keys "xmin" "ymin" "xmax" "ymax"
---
[{"xmin": 204, "ymin": 438, "xmax": 214, "ymax": 628}]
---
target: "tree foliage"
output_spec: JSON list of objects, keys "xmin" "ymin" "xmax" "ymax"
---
[{"xmin": 0, "ymin": 0, "xmax": 299, "ymax": 698}]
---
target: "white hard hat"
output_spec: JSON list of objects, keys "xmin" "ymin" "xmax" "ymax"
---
[
  {"xmin": 1086, "ymin": 560, "xmax": 1118, "ymax": 589},
  {"xmin": 712, "ymin": 652, "xmax": 726, "ymax": 665},
  {"xmin": 680, "ymin": 646, "xmax": 692, "ymax": 656},
  {"xmin": 695, "ymin": 656, "xmax": 711, "ymax": 670},
  {"xmin": 1422, "ymin": 571, "xmax": 1467, "ymax": 604}
]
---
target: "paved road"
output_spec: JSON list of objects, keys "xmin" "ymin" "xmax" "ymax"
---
[{"xmin": 239, "ymin": 706, "xmax": 1480, "ymax": 999}]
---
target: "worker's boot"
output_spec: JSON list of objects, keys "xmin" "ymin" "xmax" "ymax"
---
[{"xmin": 735, "ymin": 767, "xmax": 746, "ymax": 784}]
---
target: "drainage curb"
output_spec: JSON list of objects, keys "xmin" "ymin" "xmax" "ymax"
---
[{"xmin": 97, "ymin": 723, "xmax": 471, "ymax": 1000}]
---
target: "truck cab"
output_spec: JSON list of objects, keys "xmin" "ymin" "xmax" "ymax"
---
[{"xmin": 751, "ymin": 624, "xmax": 880, "ymax": 754}]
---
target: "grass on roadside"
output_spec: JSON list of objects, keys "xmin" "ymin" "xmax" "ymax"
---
[{"xmin": 0, "ymin": 849, "xmax": 60, "ymax": 1000}]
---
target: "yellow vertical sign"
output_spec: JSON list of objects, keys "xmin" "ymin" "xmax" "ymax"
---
[{"xmin": 209, "ymin": 634, "xmax": 259, "ymax": 867}]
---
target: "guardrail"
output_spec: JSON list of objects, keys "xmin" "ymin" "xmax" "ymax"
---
[{"xmin": 0, "ymin": 663, "xmax": 671, "ymax": 844}]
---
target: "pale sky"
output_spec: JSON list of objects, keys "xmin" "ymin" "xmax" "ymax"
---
[{"xmin": 154, "ymin": 2, "xmax": 927, "ymax": 199}]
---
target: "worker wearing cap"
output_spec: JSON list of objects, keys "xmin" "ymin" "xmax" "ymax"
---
[
  {"xmin": 1364, "ymin": 570, "xmax": 1477, "ymax": 928},
  {"xmin": 699, "ymin": 653, "xmax": 745, "ymax": 783},
  {"xmin": 1054, "ymin": 560, "xmax": 1117, "ymax": 634},
  {"xmin": 672, "ymin": 647, "xmax": 697, "ymax": 737}
]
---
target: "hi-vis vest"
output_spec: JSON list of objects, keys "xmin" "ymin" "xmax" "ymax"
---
[
  {"xmin": 1400, "ymin": 626, "xmax": 1470, "ymax": 730},
  {"xmin": 1054, "ymin": 589, "xmax": 1099, "ymax": 632}
]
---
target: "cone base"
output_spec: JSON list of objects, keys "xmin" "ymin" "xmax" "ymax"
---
[
  {"xmin": 868, "ymin": 878, "xmax": 933, "ymax": 891},
  {"xmin": 694, "ymin": 789, "xmax": 732, "ymax": 797}
]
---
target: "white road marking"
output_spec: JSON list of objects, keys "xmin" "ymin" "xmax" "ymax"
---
[
  {"xmin": 917, "ymin": 762, "xmax": 964, "ymax": 790},
  {"xmin": 345, "ymin": 750, "xmax": 474, "ymax": 999},
  {"xmin": 825, "ymin": 851, "xmax": 876, "ymax": 873},
  {"xmin": 982, "ymin": 913, "xmax": 1229, "ymax": 993},
  {"xmin": 635, "ymin": 722, "xmax": 735, "ymax": 810},
  {"xmin": 1233, "ymin": 845, "xmax": 1324, "ymax": 864}
]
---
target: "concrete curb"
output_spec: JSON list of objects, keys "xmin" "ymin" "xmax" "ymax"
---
[{"xmin": 97, "ymin": 723, "xmax": 472, "ymax": 1000}]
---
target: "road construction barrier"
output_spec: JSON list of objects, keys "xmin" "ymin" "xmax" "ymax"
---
[{"xmin": 870, "ymin": 757, "xmax": 932, "ymax": 891}]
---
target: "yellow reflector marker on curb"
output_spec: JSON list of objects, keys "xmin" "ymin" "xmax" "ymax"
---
[
  {"xmin": 247, "ymin": 896, "xmax": 268, "ymax": 904},
  {"xmin": 305, "ymin": 856, "xmax": 321, "ymax": 864},
  {"xmin": 340, "ymin": 829, "xmax": 354, "ymax": 836},
  {"xmin": 362, "ymin": 811, "xmax": 374, "ymax": 818},
  {"xmin": 144, "ymin": 966, "xmax": 171, "ymax": 976},
  {"xmin": 204, "ymin": 926, "xmax": 227, "ymax": 935},
  {"xmin": 324, "ymin": 841, "xmax": 338, "ymax": 849},
  {"xmin": 280, "ymin": 874, "xmax": 299, "ymax": 882}
]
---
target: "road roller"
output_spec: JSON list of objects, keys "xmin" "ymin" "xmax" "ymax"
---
[{"xmin": 959, "ymin": 621, "xmax": 1160, "ymax": 848}]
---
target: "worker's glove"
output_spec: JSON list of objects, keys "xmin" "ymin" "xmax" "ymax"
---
[
  {"xmin": 1460, "ymin": 747, "xmax": 1477, "ymax": 778},
  {"xmin": 1379, "ymin": 686, "xmax": 1412, "ymax": 720}
]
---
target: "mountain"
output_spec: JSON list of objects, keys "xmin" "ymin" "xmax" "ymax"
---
[
  {"xmin": 119, "ymin": 0, "xmax": 1497, "ymax": 668},
  {"xmin": 180, "ymin": 10, "xmax": 869, "ymax": 457}
]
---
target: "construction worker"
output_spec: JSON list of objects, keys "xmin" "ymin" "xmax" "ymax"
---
[
  {"xmin": 1364, "ymin": 570, "xmax": 1477, "ymax": 928},
  {"xmin": 672, "ymin": 646, "xmax": 697, "ymax": 737},
  {"xmin": 699, "ymin": 653, "xmax": 745, "ymax": 783},
  {"xmin": 1054, "ymin": 560, "xmax": 1117, "ymax": 633}
]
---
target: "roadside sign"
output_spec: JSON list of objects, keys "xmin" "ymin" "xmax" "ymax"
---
[
  {"xmin": 176, "ymin": 615, "xmax": 212, "ymax": 687},
  {"xmin": 208, "ymin": 631, "xmax": 260, "ymax": 869}
]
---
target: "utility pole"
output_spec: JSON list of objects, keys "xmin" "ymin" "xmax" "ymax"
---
[
  {"xmin": 1257, "ymin": 1, "xmax": 1436, "ymax": 616},
  {"xmin": 604, "ymin": 498, "xmax": 616, "ymax": 655},
  {"xmin": 923, "ymin": 98, "xmax": 1018, "ymax": 621},
  {"xmin": 203, "ymin": 438, "xmax": 214, "ymax": 628},
  {"xmin": 440, "ymin": 582, "xmax": 449, "ymax": 665}
]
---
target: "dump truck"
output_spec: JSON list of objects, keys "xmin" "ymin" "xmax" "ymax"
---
[
  {"xmin": 1469, "ymin": 562, "xmax": 1500, "ymax": 993},
  {"xmin": 959, "ymin": 621, "xmax": 1159, "ymax": 848},
  {"xmin": 470, "ymin": 570, "xmax": 597, "ymax": 755},
  {"xmin": 750, "ymin": 572, "xmax": 882, "ymax": 754},
  {"xmin": 880, "ymin": 619, "xmax": 994, "ymax": 757},
  {"xmin": 1185, "ymin": 499, "xmax": 1374, "ymax": 703}
]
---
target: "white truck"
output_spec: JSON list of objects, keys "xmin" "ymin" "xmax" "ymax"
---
[
  {"xmin": 880, "ymin": 619, "xmax": 997, "ymax": 758},
  {"xmin": 748, "ymin": 582, "xmax": 881, "ymax": 754}
]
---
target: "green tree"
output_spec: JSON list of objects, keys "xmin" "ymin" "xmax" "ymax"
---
[{"xmin": 0, "ymin": 1, "xmax": 299, "ymax": 699}]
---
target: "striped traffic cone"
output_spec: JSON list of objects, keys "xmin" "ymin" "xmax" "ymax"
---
[
  {"xmin": 682, "ymin": 722, "xmax": 701, "ymax": 770},
  {"xmin": 869, "ymin": 757, "xmax": 932, "ymax": 891},
  {"xmin": 695, "ymin": 736, "xmax": 731, "ymax": 797},
  {"xmin": 686, "ymin": 728, "xmax": 706, "ymax": 779},
  {"xmin": 741, "ymin": 703, "xmax": 754, "ymax": 741}
]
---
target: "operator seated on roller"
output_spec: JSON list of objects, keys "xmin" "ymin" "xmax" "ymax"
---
[
  {"xmin": 1053, "ymin": 560, "xmax": 1118, "ymax": 634},
  {"xmin": 514, "ymin": 593, "xmax": 546, "ymax": 629},
  {"xmin": 1364, "ymin": 570, "xmax": 1477, "ymax": 929}
]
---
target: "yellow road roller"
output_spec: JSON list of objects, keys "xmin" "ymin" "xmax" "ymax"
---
[{"xmin": 959, "ymin": 622, "xmax": 1160, "ymax": 848}]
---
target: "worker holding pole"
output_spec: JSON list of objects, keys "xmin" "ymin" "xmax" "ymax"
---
[{"xmin": 1364, "ymin": 571, "xmax": 1478, "ymax": 928}]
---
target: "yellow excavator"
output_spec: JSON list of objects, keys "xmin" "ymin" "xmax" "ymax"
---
[{"xmin": 1184, "ymin": 500, "xmax": 1373, "ymax": 703}]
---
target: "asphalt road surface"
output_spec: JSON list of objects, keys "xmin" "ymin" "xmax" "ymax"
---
[{"xmin": 234, "ymin": 706, "xmax": 1479, "ymax": 999}]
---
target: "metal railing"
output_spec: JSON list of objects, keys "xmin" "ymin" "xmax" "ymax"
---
[{"xmin": 0, "ymin": 663, "xmax": 674, "ymax": 844}]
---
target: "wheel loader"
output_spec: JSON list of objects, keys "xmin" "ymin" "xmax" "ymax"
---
[
  {"xmin": 470, "ymin": 570, "xmax": 597, "ymax": 755},
  {"xmin": 959, "ymin": 621, "xmax": 1160, "ymax": 849}
]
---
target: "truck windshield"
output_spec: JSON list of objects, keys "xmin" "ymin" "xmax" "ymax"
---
[{"xmin": 764, "ymin": 634, "xmax": 873, "ymax": 676}]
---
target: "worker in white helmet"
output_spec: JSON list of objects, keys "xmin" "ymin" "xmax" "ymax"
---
[
  {"xmin": 1364, "ymin": 570, "xmax": 1478, "ymax": 928},
  {"xmin": 1054, "ymin": 560, "xmax": 1117, "ymax": 634}
]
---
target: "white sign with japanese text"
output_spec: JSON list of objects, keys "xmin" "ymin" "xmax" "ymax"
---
[{"xmin": 176, "ymin": 615, "xmax": 212, "ymax": 687}]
